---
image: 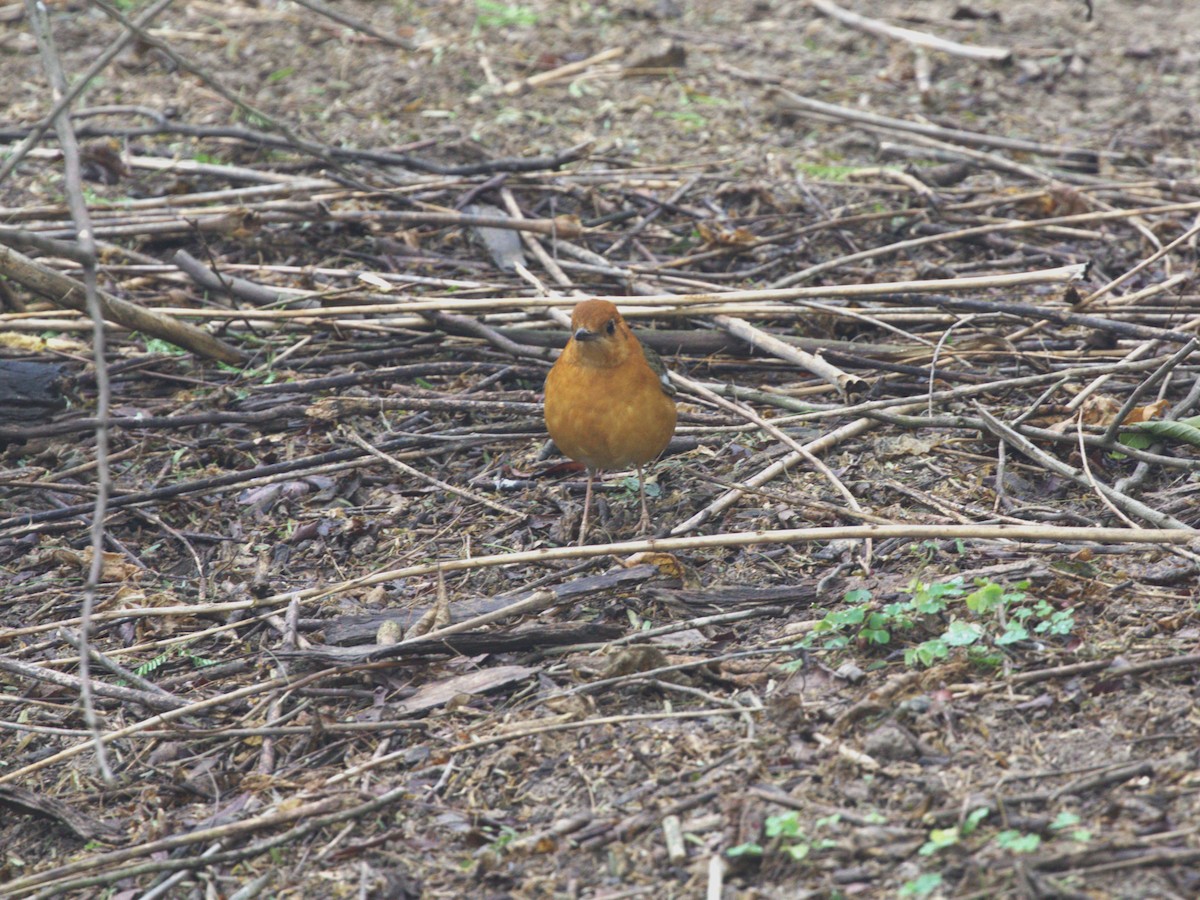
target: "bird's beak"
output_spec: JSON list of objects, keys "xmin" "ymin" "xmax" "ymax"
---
[{"xmin": 573, "ymin": 327, "xmax": 599, "ymax": 342}]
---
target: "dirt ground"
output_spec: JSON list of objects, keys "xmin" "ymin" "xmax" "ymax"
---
[{"xmin": 2, "ymin": 1, "xmax": 1200, "ymax": 897}]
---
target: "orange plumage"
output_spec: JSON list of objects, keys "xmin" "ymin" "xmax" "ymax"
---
[{"xmin": 544, "ymin": 299, "xmax": 677, "ymax": 543}]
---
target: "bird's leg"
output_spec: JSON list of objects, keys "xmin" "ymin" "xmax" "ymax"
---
[
  {"xmin": 578, "ymin": 467, "xmax": 596, "ymax": 545},
  {"xmin": 636, "ymin": 464, "xmax": 652, "ymax": 534}
]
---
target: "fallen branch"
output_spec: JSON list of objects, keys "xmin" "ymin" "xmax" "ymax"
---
[
  {"xmin": 713, "ymin": 313, "xmax": 868, "ymax": 396},
  {"xmin": 767, "ymin": 86, "xmax": 1103, "ymax": 162},
  {"xmin": 491, "ymin": 47, "xmax": 625, "ymax": 97},
  {"xmin": 809, "ymin": 0, "xmax": 1012, "ymax": 62},
  {"xmin": 129, "ymin": 263, "xmax": 1091, "ymax": 322},
  {"xmin": 1, "ymin": 524, "xmax": 1191, "ymax": 646},
  {"xmin": 975, "ymin": 404, "xmax": 1190, "ymax": 531},
  {"xmin": 0, "ymin": 243, "xmax": 243, "ymax": 364}
]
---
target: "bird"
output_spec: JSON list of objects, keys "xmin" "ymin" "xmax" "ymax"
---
[{"xmin": 544, "ymin": 299, "xmax": 677, "ymax": 544}]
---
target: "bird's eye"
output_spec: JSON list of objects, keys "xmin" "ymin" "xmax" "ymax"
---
[{"xmin": 605, "ymin": 319, "xmax": 616, "ymax": 335}]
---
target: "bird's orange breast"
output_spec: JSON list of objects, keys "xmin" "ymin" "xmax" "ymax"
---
[{"xmin": 544, "ymin": 342, "xmax": 676, "ymax": 472}]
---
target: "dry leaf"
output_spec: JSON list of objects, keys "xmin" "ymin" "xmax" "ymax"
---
[
  {"xmin": 551, "ymin": 215, "xmax": 584, "ymax": 239},
  {"xmin": 404, "ymin": 568, "xmax": 452, "ymax": 639},
  {"xmin": 239, "ymin": 773, "xmax": 299, "ymax": 793},
  {"xmin": 305, "ymin": 397, "xmax": 344, "ymax": 421},
  {"xmin": 52, "ymin": 548, "xmax": 140, "ymax": 583},
  {"xmin": 1122, "ymin": 398, "xmax": 1169, "ymax": 424},
  {"xmin": 392, "ymin": 665, "xmax": 538, "ymax": 716},
  {"xmin": 697, "ymin": 222, "xmax": 757, "ymax": 248},
  {"xmin": 1052, "ymin": 395, "xmax": 1170, "ymax": 433},
  {"xmin": 1048, "ymin": 395, "xmax": 1117, "ymax": 433},
  {"xmin": 1013, "ymin": 185, "xmax": 1089, "ymax": 218},
  {"xmin": 622, "ymin": 39, "xmax": 686, "ymax": 71},
  {"xmin": 876, "ymin": 434, "xmax": 941, "ymax": 458},
  {"xmin": 357, "ymin": 272, "xmax": 395, "ymax": 291},
  {"xmin": 623, "ymin": 550, "xmax": 675, "ymax": 570},
  {"xmin": 601, "ymin": 645, "xmax": 669, "ymax": 678},
  {"xmin": 622, "ymin": 551, "xmax": 691, "ymax": 584},
  {"xmin": 1079, "ymin": 395, "xmax": 1123, "ymax": 425},
  {"xmin": 0, "ymin": 332, "xmax": 85, "ymax": 353}
]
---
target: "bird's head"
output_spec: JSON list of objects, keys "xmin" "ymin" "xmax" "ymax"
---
[{"xmin": 567, "ymin": 299, "xmax": 635, "ymax": 367}]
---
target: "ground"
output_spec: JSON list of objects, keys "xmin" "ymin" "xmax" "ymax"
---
[{"xmin": 1, "ymin": 1, "xmax": 1200, "ymax": 898}]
